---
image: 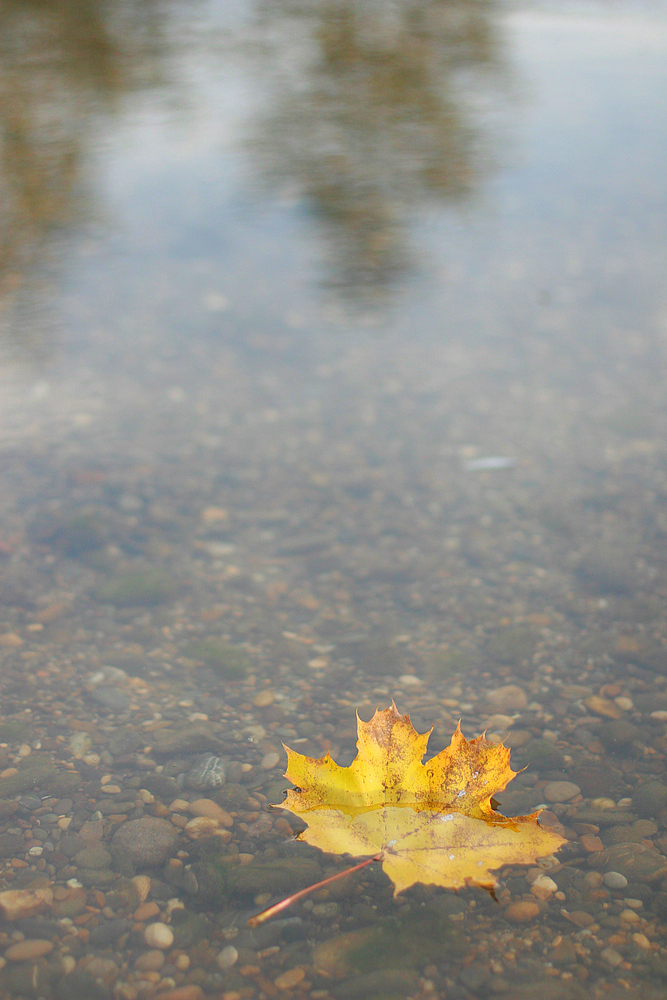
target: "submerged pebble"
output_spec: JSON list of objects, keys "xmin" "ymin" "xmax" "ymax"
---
[{"xmin": 185, "ymin": 754, "xmax": 226, "ymax": 789}]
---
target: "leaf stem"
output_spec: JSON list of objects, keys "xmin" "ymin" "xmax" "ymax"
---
[{"xmin": 248, "ymin": 853, "xmax": 383, "ymax": 928}]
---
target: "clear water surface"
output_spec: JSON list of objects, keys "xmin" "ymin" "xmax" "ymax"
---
[{"xmin": 0, "ymin": 2, "xmax": 667, "ymax": 999}]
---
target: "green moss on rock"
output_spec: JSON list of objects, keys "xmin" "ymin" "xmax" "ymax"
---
[
  {"xmin": 0, "ymin": 754, "xmax": 57, "ymax": 796},
  {"xmin": 213, "ymin": 783, "xmax": 251, "ymax": 811},
  {"xmin": 349, "ymin": 908, "xmax": 463, "ymax": 971},
  {"xmin": 486, "ymin": 627, "xmax": 537, "ymax": 664},
  {"xmin": 429, "ymin": 650, "xmax": 469, "ymax": 677},
  {"xmin": 524, "ymin": 740, "xmax": 566, "ymax": 772},
  {"xmin": 97, "ymin": 571, "xmax": 177, "ymax": 607},
  {"xmin": 189, "ymin": 640, "xmax": 252, "ymax": 678},
  {"xmin": 0, "ymin": 720, "xmax": 30, "ymax": 743},
  {"xmin": 196, "ymin": 852, "xmax": 322, "ymax": 903}
]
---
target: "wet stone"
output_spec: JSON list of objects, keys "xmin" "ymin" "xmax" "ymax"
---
[
  {"xmin": 459, "ymin": 963, "xmax": 490, "ymax": 991},
  {"xmin": 332, "ymin": 969, "xmax": 418, "ymax": 1000},
  {"xmin": 186, "ymin": 754, "xmax": 226, "ymax": 789},
  {"xmin": 139, "ymin": 773, "xmax": 181, "ymax": 801},
  {"xmin": 75, "ymin": 844, "xmax": 113, "ymax": 869},
  {"xmin": 53, "ymin": 969, "xmax": 111, "ymax": 1000},
  {"xmin": 576, "ymin": 548, "xmax": 638, "ymax": 595},
  {"xmin": 5, "ymin": 938, "xmax": 53, "ymax": 960},
  {"xmin": 17, "ymin": 795, "xmax": 42, "ymax": 813},
  {"xmin": 96, "ymin": 570, "xmax": 177, "ymax": 607},
  {"xmin": 598, "ymin": 720, "xmax": 641, "ymax": 750},
  {"xmin": 0, "ymin": 834, "xmax": 26, "ymax": 857},
  {"xmin": 594, "ymin": 843, "xmax": 667, "ymax": 882},
  {"xmin": 79, "ymin": 868, "xmax": 118, "ymax": 887},
  {"xmin": 108, "ymin": 730, "xmax": 145, "ymax": 755},
  {"xmin": 523, "ymin": 741, "xmax": 566, "ymax": 771},
  {"xmin": 1, "ymin": 962, "xmax": 54, "ymax": 998},
  {"xmin": 111, "ymin": 817, "xmax": 180, "ymax": 867},
  {"xmin": 504, "ymin": 900, "xmax": 540, "ymax": 922},
  {"xmin": 486, "ymin": 685, "xmax": 527, "ymax": 712},
  {"xmin": 88, "ymin": 687, "xmax": 131, "ymax": 712},
  {"xmin": 60, "ymin": 835, "xmax": 86, "ymax": 858},
  {"xmin": 633, "ymin": 780, "xmax": 667, "ymax": 818},
  {"xmin": 148, "ymin": 723, "xmax": 222, "ymax": 756},
  {"xmin": 543, "ymin": 781, "xmax": 581, "ymax": 803},
  {"xmin": 88, "ymin": 918, "xmax": 129, "ymax": 947},
  {"xmin": 144, "ymin": 921, "xmax": 174, "ymax": 949},
  {"xmin": 603, "ymin": 871, "xmax": 629, "ymax": 890}
]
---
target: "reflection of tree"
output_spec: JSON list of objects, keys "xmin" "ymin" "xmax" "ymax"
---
[
  {"xmin": 252, "ymin": 0, "xmax": 508, "ymax": 298},
  {"xmin": 0, "ymin": 0, "xmax": 167, "ymax": 345}
]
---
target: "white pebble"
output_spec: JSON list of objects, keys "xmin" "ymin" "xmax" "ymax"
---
[
  {"xmin": 216, "ymin": 945, "xmax": 239, "ymax": 970},
  {"xmin": 533, "ymin": 875, "xmax": 558, "ymax": 893},
  {"xmin": 143, "ymin": 922, "xmax": 174, "ymax": 950},
  {"xmin": 603, "ymin": 871, "xmax": 628, "ymax": 890},
  {"xmin": 399, "ymin": 674, "xmax": 423, "ymax": 687},
  {"xmin": 261, "ymin": 752, "xmax": 280, "ymax": 770}
]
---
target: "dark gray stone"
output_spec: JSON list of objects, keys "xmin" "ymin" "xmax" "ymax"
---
[
  {"xmin": 633, "ymin": 781, "xmax": 667, "ymax": 818},
  {"xmin": 88, "ymin": 918, "xmax": 129, "ymax": 947},
  {"xmin": 111, "ymin": 816, "xmax": 179, "ymax": 867},
  {"xmin": 0, "ymin": 834, "xmax": 25, "ymax": 857},
  {"xmin": 89, "ymin": 687, "xmax": 131, "ymax": 712}
]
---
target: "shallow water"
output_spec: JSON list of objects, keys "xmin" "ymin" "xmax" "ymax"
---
[{"xmin": 1, "ymin": 1, "xmax": 667, "ymax": 998}]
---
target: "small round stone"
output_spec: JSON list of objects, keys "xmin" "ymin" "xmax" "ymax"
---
[
  {"xmin": 144, "ymin": 922, "xmax": 174, "ymax": 949},
  {"xmin": 543, "ymin": 781, "xmax": 581, "ymax": 803},
  {"xmin": 111, "ymin": 817, "xmax": 179, "ymax": 867},
  {"xmin": 504, "ymin": 900, "xmax": 540, "ymax": 922},
  {"xmin": 135, "ymin": 949, "xmax": 165, "ymax": 971},
  {"xmin": 603, "ymin": 871, "xmax": 628, "ymax": 890},
  {"xmin": 530, "ymin": 875, "xmax": 557, "ymax": 899},
  {"xmin": 261, "ymin": 752, "xmax": 280, "ymax": 770},
  {"xmin": 185, "ymin": 754, "xmax": 226, "ymax": 790},
  {"xmin": 188, "ymin": 800, "xmax": 233, "ymax": 825},
  {"xmin": 274, "ymin": 967, "xmax": 306, "ymax": 990},
  {"xmin": 487, "ymin": 685, "xmax": 527, "ymax": 712},
  {"xmin": 216, "ymin": 945, "xmax": 239, "ymax": 970},
  {"xmin": 184, "ymin": 815, "xmax": 231, "ymax": 841},
  {"xmin": 5, "ymin": 939, "xmax": 53, "ymax": 961}
]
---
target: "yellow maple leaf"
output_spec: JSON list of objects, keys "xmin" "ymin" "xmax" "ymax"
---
[{"xmin": 282, "ymin": 703, "xmax": 565, "ymax": 894}]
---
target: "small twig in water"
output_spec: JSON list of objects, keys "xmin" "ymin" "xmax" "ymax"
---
[{"xmin": 248, "ymin": 853, "xmax": 382, "ymax": 927}]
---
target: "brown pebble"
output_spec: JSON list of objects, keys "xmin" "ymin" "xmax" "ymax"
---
[
  {"xmin": 35, "ymin": 601, "xmax": 71, "ymax": 624},
  {"xmin": 504, "ymin": 900, "xmax": 540, "ymax": 922},
  {"xmin": 585, "ymin": 695, "xmax": 622, "ymax": 720},
  {"xmin": 156, "ymin": 988, "xmax": 203, "ymax": 1000},
  {"xmin": 253, "ymin": 690, "xmax": 275, "ymax": 708},
  {"xmin": 0, "ymin": 633, "xmax": 23, "ymax": 647},
  {"xmin": 580, "ymin": 834, "xmax": 604, "ymax": 853},
  {"xmin": 543, "ymin": 781, "xmax": 581, "ymax": 803},
  {"xmin": 135, "ymin": 949, "xmax": 165, "ymax": 971},
  {"xmin": 274, "ymin": 967, "xmax": 306, "ymax": 990},
  {"xmin": 184, "ymin": 816, "xmax": 232, "ymax": 841},
  {"xmin": 188, "ymin": 800, "xmax": 233, "ymax": 826},
  {"xmin": 564, "ymin": 910, "xmax": 595, "ymax": 928},
  {"xmin": 5, "ymin": 939, "xmax": 54, "ymax": 961},
  {"xmin": 0, "ymin": 888, "xmax": 53, "ymax": 921},
  {"xmin": 134, "ymin": 901, "xmax": 160, "ymax": 921},
  {"xmin": 487, "ymin": 685, "xmax": 527, "ymax": 712}
]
